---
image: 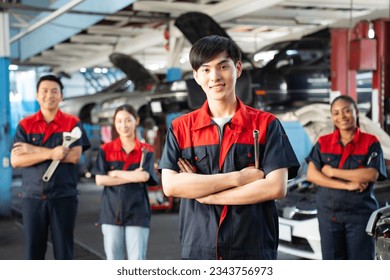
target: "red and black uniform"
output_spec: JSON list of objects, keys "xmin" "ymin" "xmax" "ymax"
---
[
  {"xmin": 93, "ymin": 138, "xmax": 159, "ymax": 228},
  {"xmin": 306, "ymin": 127, "xmax": 387, "ymax": 259},
  {"xmin": 12, "ymin": 110, "xmax": 91, "ymax": 259},
  {"xmin": 159, "ymin": 98, "xmax": 300, "ymax": 259}
]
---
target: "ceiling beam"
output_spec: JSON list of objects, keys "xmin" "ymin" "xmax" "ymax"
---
[
  {"xmin": 10, "ymin": 0, "xmax": 86, "ymax": 43},
  {"xmin": 87, "ymin": 25, "xmax": 152, "ymax": 37},
  {"xmin": 207, "ymin": 0, "xmax": 285, "ymax": 22},
  {"xmin": 285, "ymin": 0, "xmax": 387, "ymax": 10},
  {"xmin": 132, "ymin": 1, "xmax": 204, "ymax": 16},
  {"xmin": 70, "ymin": 34, "xmax": 119, "ymax": 44},
  {"xmin": 52, "ymin": 29, "xmax": 164, "ymax": 74},
  {"xmin": 12, "ymin": 0, "xmax": 137, "ymax": 61}
]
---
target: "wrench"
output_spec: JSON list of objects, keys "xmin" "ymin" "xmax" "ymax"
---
[
  {"xmin": 42, "ymin": 126, "xmax": 82, "ymax": 182},
  {"xmin": 253, "ymin": 129, "xmax": 260, "ymax": 169},
  {"xmin": 367, "ymin": 152, "xmax": 378, "ymax": 165},
  {"xmin": 139, "ymin": 147, "xmax": 147, "ymax": 168}
]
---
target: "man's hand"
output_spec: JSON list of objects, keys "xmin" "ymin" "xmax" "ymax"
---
[
  {"xmin": 237, "ymin": 166, "xmax": 264, "ymax": 186},
  {"xmin": 321, "ymin": 164, "xmax": 334, "ymax": 177},
  {"xmin": 346, "ymin": 181, "xmax": 369, "ymax": 192},
  {"xmin": 12, "ymin": 142, "xmax": 36, "ymax": 155},
  {"xmin": 50, "ymin": 145, "xmax": 70, "ymax": 161},
  {"xmin": 178, "ymin": 158, "xmax": 195, "ymax": 173},
  {"xmin": 178, "ymin": 159, "xmax": 265, "ymax": 185}
]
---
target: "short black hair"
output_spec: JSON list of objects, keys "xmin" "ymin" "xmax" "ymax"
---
[
  {"xmin": 36, "ymin": 75, "xmax": 64, "ymax": 94},
  {"xmin": 189, "ymin": 35, "xmax": 242, "ymax": 71}
]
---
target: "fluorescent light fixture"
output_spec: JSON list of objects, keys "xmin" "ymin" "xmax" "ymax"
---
[
  {"xmin": 9, "ymin": 64, "xmax": 19, "ymax": 71},
  {"xmin": 150, "ymin": 101, "xmax": 162, "ymax": 113}
]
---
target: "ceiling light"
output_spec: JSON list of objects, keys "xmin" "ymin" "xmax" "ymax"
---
[{"xmin": 9, "ymin": 64, "xmax": 18, "ymax": 71}]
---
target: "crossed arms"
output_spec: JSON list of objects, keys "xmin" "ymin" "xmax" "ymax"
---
[
  {"xmin": 161, "ymin": 158, "xmax": 288, "ymax": 205},
  {"xmin": 306, "ymin": 161, "xmax": 379, "ymax": 192},
  {"xmin": 95, "ymin": 169, "xmax": 150, "ymax": 187},
  {"xmin": 11, "ymin": 142, "xmax": 82, "ymax": 168}
]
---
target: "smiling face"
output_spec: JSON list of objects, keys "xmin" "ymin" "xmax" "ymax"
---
[
  {"xmin": 193, "ymin": 51, "xmax": 242, "ymax": 104},
  {"xmin": 114, "ymin": 110, "xmax": 139, "ymax": 139},
  {"xmin": 36, "ymin": 80, "xmax": 63, "ymax": 112},
  {"xmin": 330, "ymin": 98, "xmax": 358, "ymax": 132}
]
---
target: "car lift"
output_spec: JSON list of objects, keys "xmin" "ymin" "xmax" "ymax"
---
[{"xmin": 330, "ymin": 19, "xmax": 390, "ymax": 133}]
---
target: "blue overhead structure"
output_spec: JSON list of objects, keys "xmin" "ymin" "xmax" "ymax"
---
[
  {"xmin": 166, "ymin": 67, "xmax": 182, "ymax": 82},
  {"xmin": 10, "ymin": 0, "xmax": 137, "ymax": 63},
  {"xmin": 0, "ymin": 11, "xmax": 12, "ymax": 216}
]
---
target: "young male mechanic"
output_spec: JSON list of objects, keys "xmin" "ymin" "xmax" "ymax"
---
[
  {"xmin": 11, "ymin": 75, "xmax": 90, "ymax": 259},
  {"xmin": 159, "ymin": 35, "xmax": 300, "ymax": 260}
]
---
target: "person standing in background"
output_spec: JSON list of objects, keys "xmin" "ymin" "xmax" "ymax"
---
[
  {"xmin": 306, "ymin": 95, "xmax": 387, "ymax": 259},
  {"xmin": 93, "ymin": 104, "xmax": 159, "ymax": 260},
  {"xmin": 10, "ymin": 74, "xmax": 91, "ymax": 260}
]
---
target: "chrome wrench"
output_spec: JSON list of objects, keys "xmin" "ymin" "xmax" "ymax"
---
[
  {"xmin": 139, "ymin": 147, "xmax": 147, "ymax": 168},
  {"xmin": 367, "ymin": 152, "xmax": 378, "ymax": 165},
  {"xmin": 42, "ymin": 126, "xmax": 82, "ymax": 182},
  {"xmin": 253, "ymin": 129, "xmax": 260, "ymax": 169}
]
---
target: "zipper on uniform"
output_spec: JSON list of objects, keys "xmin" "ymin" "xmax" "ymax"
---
[{"xmin": 214, "ymin": 121, "xmax": 229, "ymax": 259}]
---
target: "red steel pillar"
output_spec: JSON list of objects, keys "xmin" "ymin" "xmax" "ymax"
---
[
  {"xmin": 330, "ymin": 29, "xmax": 357, "ymax": 101},
  {"xmin": 372, "ymin": 19, "xmax": 390, "ymax": 130}
]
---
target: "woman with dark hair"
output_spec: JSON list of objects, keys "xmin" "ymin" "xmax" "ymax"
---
[
  {"xmin": 93, "ymin": 104, "xmax": 159, "ymax": 260},
  {"xmin": 306, "ymin": 95, "xmax": 387, "ymax": 259}
]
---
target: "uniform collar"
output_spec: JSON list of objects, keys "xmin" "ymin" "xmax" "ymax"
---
[
  {"xmin": 112, "ymin": 136, "xmax": 141, "ymax": 152},
  {"xmin": 33, "ymin": 109, "xmax": 64, "ymax": 125},
  {"xmin": 331, "ymin": 127, "xmax": 361, "ymax": 145},
  {"xmin": 193, "ymin": 98, "xmax": 249, "ymax": 130}
]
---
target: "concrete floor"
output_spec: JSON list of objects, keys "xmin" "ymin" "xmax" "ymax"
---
[{"xmin": 0, "ymin": 177, "xmax": 301, "ymax": 260}]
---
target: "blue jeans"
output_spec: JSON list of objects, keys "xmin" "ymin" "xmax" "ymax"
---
[
  {"xmin": 318, "ymin": 217, "xmax": 374, "ymax": 260},
  {"xmin": 101, "ymin": 224, "xmax": 149, "ymax": 260}
]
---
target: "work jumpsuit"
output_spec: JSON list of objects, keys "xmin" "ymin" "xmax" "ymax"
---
[
  {"xmin": 12, "ymin": 110, "xmax": 91, "ymax": 259},
  {"xmin": 159, "ymin": 98, "xmax": 300, "ymax": 259},
  {"xmin": 306, "ymin": 128, "xmax": 387, "ymax": 259},
  {"xmin": 93, "ymin": 137, "xmax": 159, "ymax": 259}
]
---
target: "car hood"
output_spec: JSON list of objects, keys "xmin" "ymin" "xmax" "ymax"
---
[
  {"xmin": 279, "ymin": 103, "xmax": 390, "ymax": 160},
  {"xmin": 109, "ymin": 52, "xmax": 159, "ymax": 90},
  {"xmin": 174, "ymin": 11, "xmax": 254, "ymax": 68}
]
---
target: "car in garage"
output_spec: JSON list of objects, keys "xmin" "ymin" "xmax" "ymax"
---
[
  {"xmin": 59, "ymin": 53, "xmax": 159, "ymax": 124},
  {"xmin": 250, "ymin": 33, "xmax": 373, "ymax": 113}
]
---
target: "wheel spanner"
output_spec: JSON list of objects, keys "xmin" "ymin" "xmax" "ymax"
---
[{"xmin": 42, "ymin": 126, "xmax": 82, "ymax": 182}]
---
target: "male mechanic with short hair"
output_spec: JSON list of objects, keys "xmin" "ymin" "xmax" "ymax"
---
[{"xmin": 11, "ymin": 74, "xmax": 90, "ymax": 259}]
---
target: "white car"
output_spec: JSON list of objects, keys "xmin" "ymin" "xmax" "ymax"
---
[{"xmin": 277, "ymin": 104, "xmax": 390, "ymax": 260}]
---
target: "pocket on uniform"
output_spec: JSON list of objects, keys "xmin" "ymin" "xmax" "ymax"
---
[
  {"xmin": 351, "ymin": 154, "xmax": 366, "ymax": 168},
  {"xmin": 30, "ymin": 134, "xmax": 43, "ymax": 146},
  {"xmin": 321, "ymin": 154, "xmax": 339, "ymax": 168},
  {"xmin": 182, "ymin": 146, "xmax": 209, "ymax": 174},
  {"xmin": 234, "ymin": 144, "xmax": 255, "ymax": 169}
]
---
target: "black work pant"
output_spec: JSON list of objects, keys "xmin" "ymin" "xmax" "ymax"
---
[
  {"xmin": 318, "ymin": 217, "xmax": 374, "ymax": 260},
  {"xmin": 22, "ymin": 196, "xmax": 78, "ymax": 260}
]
